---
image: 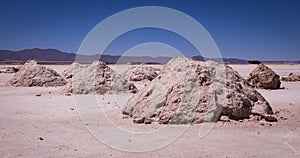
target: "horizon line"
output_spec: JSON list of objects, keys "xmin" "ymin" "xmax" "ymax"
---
[{"xmin": 0, "ymin": 47, "xmax": 299, "ymax": 62}]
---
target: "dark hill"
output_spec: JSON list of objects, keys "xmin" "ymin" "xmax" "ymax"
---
[{"xmin": 0, "ymin": 48, "xmax": 298, "ymax": 64}]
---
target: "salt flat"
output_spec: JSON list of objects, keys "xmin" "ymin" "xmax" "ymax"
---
[{"xmin": 0, "ymin": 64, "xmax": 299, "ymax": 158}]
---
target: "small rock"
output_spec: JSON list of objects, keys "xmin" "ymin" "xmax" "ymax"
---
[
  {"xmin": 144, "ymin": 118, "xmax": 152, "ymax": 124},
  {"xmin": 122, "ymin": 115, "xmax": 129, "ymax": 119},
  {"xmin": 133, "ymin": 117, "xmax": 144, "ymax": 124},
  {"xmin": 122, "ymin": 111, "xmax": 129, "ymax": 115},
  {"xmin": 65, "ymin": 93, "xmax": 71, "ymax": 96},
  {"xmin": 38, "ymin": 137, "xmax": 44, "ymax": 140},
  {"xmin": 280, "ymin": 116, "xmax": 287, "ymax": 120},
  {"xmin": 70, "ymin": 108, "xmax": 74, "ymax": 111},
  {"xmin": 260, "ymin": 123, "xmax": 264, "ymax": 126},
  {"xmin": 263, "ymin": 115, "xmax": 278, "ymax": 122},
  {"xmin": 36, "ymin": 94, "xmax": 41, "ymax": 96},
  {"xmin": 219, "ymin": 116, "xmax": 230, "ymax": 122},
  {"xmin": 256, "ymin": 115, "xmax": 262, "ymax": 121}
]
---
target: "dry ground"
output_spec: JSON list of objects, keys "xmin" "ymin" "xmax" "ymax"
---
[{"xmin": 0, "ymin": 64, "xmax": 299, "ymax": 158}]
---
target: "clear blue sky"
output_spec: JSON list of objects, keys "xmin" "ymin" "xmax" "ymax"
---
[{"xmin": 0, "ymin": 0, "xmax": 299, "ymax": 60}]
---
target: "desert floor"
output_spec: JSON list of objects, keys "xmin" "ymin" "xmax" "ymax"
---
[{"xmin": 0, "ymin": 64, "xmax": 299, "ymax": 158}]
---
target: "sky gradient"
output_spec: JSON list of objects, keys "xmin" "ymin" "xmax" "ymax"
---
[{"xmin": 0, "ymin": 0, "xmax": 299, "ymax": 60}]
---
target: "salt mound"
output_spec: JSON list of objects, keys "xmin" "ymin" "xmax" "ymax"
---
[
  {"xmin": 0, "ymin": 66, "xmax": 19, "ymax": 73},
  {"xmin": 62, "ymin": 61, "xmax": 137, "ymax": 94},
  {"xmin": 7, "ymin": 60, "xmax": 66, "ymax": 87},
  {"xmin": 61, "ymin": 62, "xmax": 87, "ymax": 81},
  {"xmin": 247, "ymin": 64, "xmax": 281, "ymax": 89},
  {"xmin": 60, "ymin": 62, "xmax": 88, "ymax": 94},
  {"xmin": 281, "ymin": 73, "xmax": 300, "ymax": 82},
  {"xmin": 126, "ymin": 65, "xmax": 159, "ymax": 81},
  {"xmin": 122, "ymin": 57, "xmax": 274, "ymax": 124}
]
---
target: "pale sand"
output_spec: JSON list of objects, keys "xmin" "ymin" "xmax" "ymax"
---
[{"xmin": 0, "ymin": 64, "xmax": 299, "ymax": 158}]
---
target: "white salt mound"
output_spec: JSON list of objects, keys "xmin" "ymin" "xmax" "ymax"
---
[
  {"xmin": 62, "ymin": 61, "xmax": 137, "ymax": 95},
  {"xmin": 0, "ymin": 66, "xmax": 19, "ymax": 73},
  {"xmin": 61, "ymin": 62, "xmax": 88, "ymax": 81},
  {"xmin": 7, "ymin": 60, "xmax": 66, "ymax": 87},
  {"xmin": 124, "ymin": 65, "xmax": 159, "ymax": 81},
  {"xmin": 281, "ymin": 73, "xmax": 300, "ymax": 82},
  {"xmin": 247, "ymin": 64, "xmax": 281, "ymax": 89},
  {"xmin": 122, "ymin": 57, "xmax": 274, "ymax": 124}
]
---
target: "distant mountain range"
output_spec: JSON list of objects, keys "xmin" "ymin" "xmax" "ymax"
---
[{"xmin": 0, "ymin": 48, "xmax": 299, "ymax": 64}]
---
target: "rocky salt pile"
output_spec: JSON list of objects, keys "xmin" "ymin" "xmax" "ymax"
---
[
  {"xmin": 7, "ymin": 60, "xmax": 66, "ymax": 87},
  {"xmin": 0, "ymin": 66, "xmax": 19, "ymax": 73},
  {"xmin": 122, "ymin": 57, "xmax": 275, "ymax": 124},
  {"xmin": 247, "ymin": 64, "xmax": 281, "ymax": 89},
  {"xmin": 125, "ymin": 65, "xmax": 159, "ymax": 81},
  {"xmin": 62, "ymin": 61, "xmax": 137, "ymax": 94},
  {"xmin": 61, "ymin": 62, "xmax": 88, "ymax": 81},
  {"xmin": 60, "ymin": 62, "xmax": 88, "ymax": 94},
  {"xmin": 281, "ymin": 73, "xmax": 300, "ymax": 82}
]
